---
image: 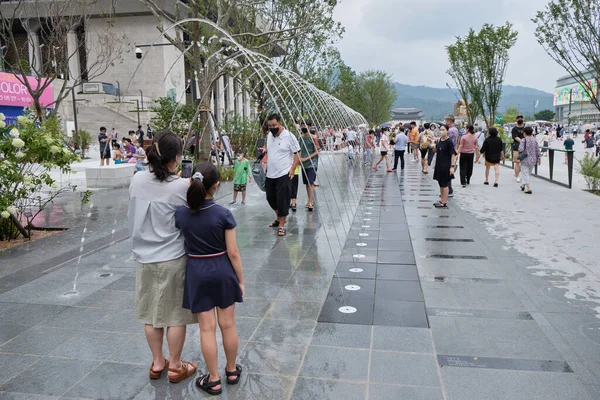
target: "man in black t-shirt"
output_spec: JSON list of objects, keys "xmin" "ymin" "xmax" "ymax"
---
[
  {"xmin": 136, "ymin": 125, "xmax": 145, "ymax": 146},
  {"xmin": 511, "ymin": 115, "xmax": 525, "ymax": 183}
]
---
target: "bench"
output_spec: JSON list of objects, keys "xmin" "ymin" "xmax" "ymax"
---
[{"xmin": 85, "ymin": 163, "xmax": 135, "ymax": 189}]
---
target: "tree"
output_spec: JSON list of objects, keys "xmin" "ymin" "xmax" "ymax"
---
[
  {"xmin": 446, "ymin": 23, "xmax": 518, "ymax": 129},
  {"xmin": 534, "ymin": 109, "xmax": 556, "ymax": 121},
  {"xmin": 533, "ymin": 0, "xmax": 600, "ymax": 114},
  {"xmin": 0, "ymin": 0, "xmax": 125, "ymax": 119},
  {"xmin": 356, "ymin": 70, "xmax": 396, "ymax": 126},
  {"xmin": 446, "ymin": 33, "xmax": 483, "ymax": 125},
  {"xmin": 0, "ymin": 114, "xmax": 83, "ymax": 240},
  {"xmin": 140, "ymin": 0, "xmax": 345, "ymax": 162},
  {"xmin": 504, "ymin": 105, "xmax": 520, "ymax": 123}
]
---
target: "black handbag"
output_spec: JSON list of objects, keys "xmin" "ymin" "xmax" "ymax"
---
[{"xmin": 517, "ymin": 138, "xmax": 528, "ymax": 161}]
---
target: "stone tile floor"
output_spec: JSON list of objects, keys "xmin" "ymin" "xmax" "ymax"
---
[{"xmin": 0, "ymin": 153, "xmax": 599, "ymax": 399}]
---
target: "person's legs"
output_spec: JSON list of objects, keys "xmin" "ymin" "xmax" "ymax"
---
[
  {"xmin": 373, "ymin": 155, "xmax": 383, "ymax": 169},
  {"xmin": 400, "ymin": 150, "xmax": 405, "ymax": 170},
  {"xmin": 466, "ymin": 153, "xmax": 474, "ymax": 184},
  {"xmin": 265, "ymin": 178, "xmax": 278, "ymax": 214},
  {"xmin": 216, "ymin": 305, "xmax": 239, "ymax": 382},
  {"xmin": 385, "ymin": 155, "xmax": 391, "ymax": 170},
  {"xmin": 448, "ymin": 180, "xmax": 453, "ymax": 196},
  {"xmin": 241, "ymin": 190, "xmax": 246, "ymax": 203},
  {"xmin": 290, "ymin": 175, "xmax": 299, "ymax": 207},
  {"xmin": 440, "ymin": 186, "xmax": 449, "ymax": 203},
  {"xmin": 494, "ymin": 164, "xmax": 500, "ymax": 185},
  {"xmin": 485, "ymin": 166, "xmax": 490, "ymax": 183},
  {"xmin": 166, "ymin": 325, "xmax": 187, "ymax": 378},
  {"xmin": 198, "ymin": 310, "xmax": 220, "ymax": 389},
  {"xmin": 275, "ymin": 176, "xmax": 291, "ymax": 226},
  {"xmin": 459, "ymin": 154, "xmax": 467, "ymax": 185},
  {"xmin": 514, "ymin": 152, "xmax": 521, "ymax": 179},
  {"xmin": 393, "ymin": 150, "xmax": 400, "ymax": 169},
  {"xmin": 232, "ymin": 191, "xmax": 238, "ymax": 202},
  {"xmin": 145, "ymin": 325, "xmax": 166, "ymax": 371}
]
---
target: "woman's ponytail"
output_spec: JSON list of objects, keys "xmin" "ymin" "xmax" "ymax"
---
[{"xmin": 147, "ymin": 132, "xmax": 181, "ymax": 182}]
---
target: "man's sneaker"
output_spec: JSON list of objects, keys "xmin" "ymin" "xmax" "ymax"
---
[
  {"xmin": 241, "ymin": 202, "xmax": 246, "ymax": 206},
  {"xmin": 448, "ymin": 192, "xmax": 454, "ymax": 198},
  {"xmin": 229, "ymin": 201, "xmax": 237, "ymax": 206},
  {"xmin": 516, "ymin": 177, "xmax": 521, "ymax": 183}
]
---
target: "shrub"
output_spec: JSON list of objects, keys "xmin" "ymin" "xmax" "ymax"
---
[
  {"xmin": 72, "ymin": 129, "xmax": 92, "ymax": 158},
  {"xmin": 578, "ymin": 156, "xmax": 600, "ymax": 191},
  {"xmin": 217, "ymin": 165, "xmax": 235, "ymax": 182},
  {"xmin": 0, "ymin": 114, "xmax": 81, "ymax": 240}
]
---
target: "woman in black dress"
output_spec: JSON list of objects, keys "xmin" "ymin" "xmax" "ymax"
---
[
  {"xmin": 479, "ymin": 127, "xmax": 504, "ymax": 187},
  {"xmin": 433, "ymin": 125, "xmax": 457, "ymax": 208},
  {"xmin": 175, "ymin": 162, "xmax": 244, "ymax": 396}
]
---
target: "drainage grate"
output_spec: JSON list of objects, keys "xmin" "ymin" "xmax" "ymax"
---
[
  {"xmin": 427, "ymin": 254, "xmax": 488, "ymax": 260},
  {"xmin": 426, "ymin": 238, "xmax": 475, "ymax": 242}
]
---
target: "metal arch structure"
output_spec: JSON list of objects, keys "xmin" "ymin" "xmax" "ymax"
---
[{"xmin": 112, "ymin": 16, "xmax": 368, "ymax": 137}]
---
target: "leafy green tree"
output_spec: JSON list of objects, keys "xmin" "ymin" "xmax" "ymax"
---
[
  {"xmin": 150, "ymin": 97, "xmax": 202, "ymax": 138},
  {"xmin": 356, "ymin": 70, "xmax": 397, "ymax": 126},
  {"xmin": 504, "ymin": 105, "xmax": 520, "ymax": 123},
  {"xmin": 534, "ymin": 109, "xmax": 556, "ymax": 121},
  {"xmin": 533, "ymin": 0, "xmax": 600, "ymax": 114},
  {"xmin": 0, "ymin": 114, "xmax": 81, "ymax": 240},
  {"xmin": 446, "ymin": 23, "xmax": 518, "ymax": 129}
]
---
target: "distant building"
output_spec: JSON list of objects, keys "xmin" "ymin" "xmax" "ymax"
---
[
  {"xmin": 554, "ymin": 73, "xmax": 599, "ymax": 124},
  {"xmin": 391, "ymin": 108, "xmax": 423, "ymax": 124}
]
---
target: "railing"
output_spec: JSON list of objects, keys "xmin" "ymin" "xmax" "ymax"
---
[{"xmin": 500, "ymin": 142, "xmax": 575, "ymax": 189}]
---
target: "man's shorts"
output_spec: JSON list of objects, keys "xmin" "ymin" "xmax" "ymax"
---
[
  {"xmin": 512, "ymin": 150, "xmax": 520, "ymax": 163},
  {"xmin": 234, "ymin": 184, "xmax": 247, "ymax": 192},
  {"xmin": 302, "ymin": 168, "xmax": 316, "ymax": 185}
]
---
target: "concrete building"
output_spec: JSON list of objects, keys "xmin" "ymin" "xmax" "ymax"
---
[
  {"xmin": 0, "ymin": 0, "xmax": 261, "ymax": 126},
  {"xmin": 554, "ymin": 73, "xmax": 600, "ymax": 124}
]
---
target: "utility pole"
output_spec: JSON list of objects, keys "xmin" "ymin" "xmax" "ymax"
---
[
  {"xmin": 135, "ymin": 99, "xmax": 141, "ymax": 126},
  {"xmin": 567, "ymin": 88, "xmax": 573, "ymax": 127}
]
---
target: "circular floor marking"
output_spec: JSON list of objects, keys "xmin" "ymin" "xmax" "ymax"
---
[
  {"xmin": 359, "ymin": 233, "xmax": 369, "ymax": 237},
  {"xmin": 364, "ymin": 218, "xmax": 371, "ymax": 221},
  {"xmin": 349, "ymin": 268, "xmax": 363, "ymax": 273},
  {"xmin": 353, "ymin": 254, "xmax": 366, "ymax": 258},
  {"xmin": 361, "ymin": 225, "xmax": 371, "ymax": 228},
  {"xmin": 356, "ymin": 243, "xmax": 368, "ymax": 247},
  {"xmin": 366, "ymin": 207, "xmax": 373, "ymax": 210},
  {"xmin": 345, "ymin": 284, "xmax": 361, "ymax": 291},
  {"xmin": 339, "ymin": 306, "xmax": 357, "ymax": 314},
  {"xmin": 365, "ymin": 212, "xmax": 373, "ymax": 215}
]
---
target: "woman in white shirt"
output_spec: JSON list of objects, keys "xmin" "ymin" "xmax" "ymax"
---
[
  {"xmin": 128, "ymin": 131, "xmax": 198, "ymax": 384},
  {"xmin": 372, "ymin": 127, "xmax": 392, "ymax": 172}
]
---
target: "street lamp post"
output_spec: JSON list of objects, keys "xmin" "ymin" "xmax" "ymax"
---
[
  {"xmin": 139, "ymin": 89, "xmax": 144, "ymax": 110},
  {"xmin": 116, "ymin": 80, "xmax": 121, "ymax": 103},
  {"xmin": 135, "ymin": 99, "xmax": 141, "ymax": 126}
]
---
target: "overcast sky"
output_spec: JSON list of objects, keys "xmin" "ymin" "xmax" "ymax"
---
[{"xmin": 333, "ymin": 0, "xmax": 566, "ymax": 93}]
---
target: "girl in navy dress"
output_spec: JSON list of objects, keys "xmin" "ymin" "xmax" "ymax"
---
[{"xmin": 175, "ymin": 162, "xmax": 244, "ymax": 396}]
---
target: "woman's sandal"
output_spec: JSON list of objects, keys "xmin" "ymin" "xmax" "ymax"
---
[
  {"xmin": 195, "ymin": 374, "xmax": 222, "ymax": 396},
  {"xmin": 149, "ymin": 360, "xmax": 169, "ymax": 380},
  {"xmin": 433, "ymin": 201, "xmax": 448, "ymax": 208},
  {"xmin": 168, "ymin": 360, "xmax": 198, "ymax": 383},
  {"xmin": 278, "ymin": 227, "xmax": 287, "ymax": 236},
  {"xmin": 484, "ymin": 181, "xmax": 489, "ymax": 185},
  {"xmin": 520, "ymin": 185, "xmax": 525, "ymax": 191},
  {"xmin": 269, "ymin": 220, "xmax": 280, "ymax": 228},
  {"xmin": 225, "ymin": 364, "xmax": 243, "ymax": 385},
  {"xmin": 307, "ymin": 204, "xmax": 314, "ymax": 212},
  {"xmin": 291, "ymin": 204, "xmax": 297, "ymax": 212}
]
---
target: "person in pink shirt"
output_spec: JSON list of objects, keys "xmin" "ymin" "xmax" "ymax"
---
[{"xmin": 457, "ymin": 125, "xmax": 480, "ymax": 187}]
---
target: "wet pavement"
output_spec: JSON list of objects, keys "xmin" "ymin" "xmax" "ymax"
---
[{"xmin": 0, "ymin": 152, "xmax": 599, "ymax": 399}]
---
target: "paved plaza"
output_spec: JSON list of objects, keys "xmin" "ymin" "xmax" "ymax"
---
[{"xmin": 0, "ymin": 152, "xmax": 599, "ymax": 399}]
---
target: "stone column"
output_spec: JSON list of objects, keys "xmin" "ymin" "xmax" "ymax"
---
[
  {"xmin": 216, "ymin": 76, "xmax": 225, "ymax": 125},
  {"xmin": 67, "ymin": 30, "xmax": 81, "ymax": 85},
  {"xmin": 227, "ymin": 75, "xmax": 235, "ymax": 117},
  {"xmin": 235, "ymin": 80, "xmax": 243, "ymax": 118},
  {"xmin": 244, "ymin": 89, "xmax": 251, "ymax": 120},
  {"xmin": 27, "ymin": 31, "xmax": 42, "ymax": 76}
]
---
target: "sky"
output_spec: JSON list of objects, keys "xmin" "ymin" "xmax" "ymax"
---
[{"xmin": 333, "ymin": 0, "xmax": 566, "ymax": 93}]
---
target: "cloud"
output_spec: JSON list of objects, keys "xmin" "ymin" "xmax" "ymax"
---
[{"xmin": 333, "ymin": 0, "xmax": 566, "ymax": 92}]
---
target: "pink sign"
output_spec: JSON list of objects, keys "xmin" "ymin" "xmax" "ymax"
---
[{"xmin": 0, "ymin": 72, "xmax": 54, "ymax": 108}]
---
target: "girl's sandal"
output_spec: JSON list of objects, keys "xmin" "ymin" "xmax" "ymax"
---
[
  {"xmin": 195, "ymin": 375, "xmax": 222, "ymax": 396},
  {"xmin": 149, "ymin": 360, "xmax": 169, "ymax": 380},
  {"xmin": 269, "ymin": 220, "xmax": 280, "ymax": 228},
  {"xmin": 168, "ymin": 360, "xmax": 198, "ymax": 383},
  {"xmin": 277, "ymin": 227, "xmax": 287, "ymax": 236},
  {"xmin": 225, "ymin": 364, "xmax": 243, "ymax": 385},
  {"xmin": 433, "ymin": 202, "xmax": 448, "ymax": 208},
  {"xmin": 307, "ymin": 204, "xmax": 314, "ymax": 212}
]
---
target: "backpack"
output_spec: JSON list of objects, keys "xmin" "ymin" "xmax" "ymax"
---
[{"xmin": 420, "ymin": 134, "xmax": 429, "ymax": 149}]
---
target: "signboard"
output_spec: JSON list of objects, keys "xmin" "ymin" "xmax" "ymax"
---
[
  {"xmin": 554, "ymin": 79, "xmax": 597, "ymax": 106},
  {"xmin": 0, "ymin": 72, "xmax": 54, "ymax": 108},
  {"xmin": 82, "ymin": 82, "xmax": 103, "ymax": 93}
]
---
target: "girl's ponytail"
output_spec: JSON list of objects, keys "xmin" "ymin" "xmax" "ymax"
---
[{"xmin": 187, "ymin": 162, "xmax": 220, "ymax": 213}]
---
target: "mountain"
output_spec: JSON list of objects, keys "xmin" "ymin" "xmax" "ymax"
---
[{"xmin": 393, "ymin": 83, "xmax": 554, "ymax": 121}]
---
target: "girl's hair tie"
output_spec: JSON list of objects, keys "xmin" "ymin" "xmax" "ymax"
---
[{"xmin": 192, "ymin": 172, "xmax": 204, "ymax": 182}]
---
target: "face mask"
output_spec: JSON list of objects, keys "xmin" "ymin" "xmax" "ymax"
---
[
  {"xmin": 301, "ymin": 128, "xmax": 308, "ymax": 134},
  {"xmin": 236, "ymin": 156, "xmax": 242, "ymax": 161},
  {"xmin": 517, "ymin": 120, "xmax": 524, "ymax": 125},
  {"xmin": 269, "ymin": 127, "xmax": 280, "ymax": 135},
  {"xmin": 310, "ymin": 129, "xmax": 316, "ymax": 134}
]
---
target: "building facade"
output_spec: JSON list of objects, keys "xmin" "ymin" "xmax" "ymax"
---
[{"xmin": 554, "ymin": 73, "xmax": 600, "ymax": 124}]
